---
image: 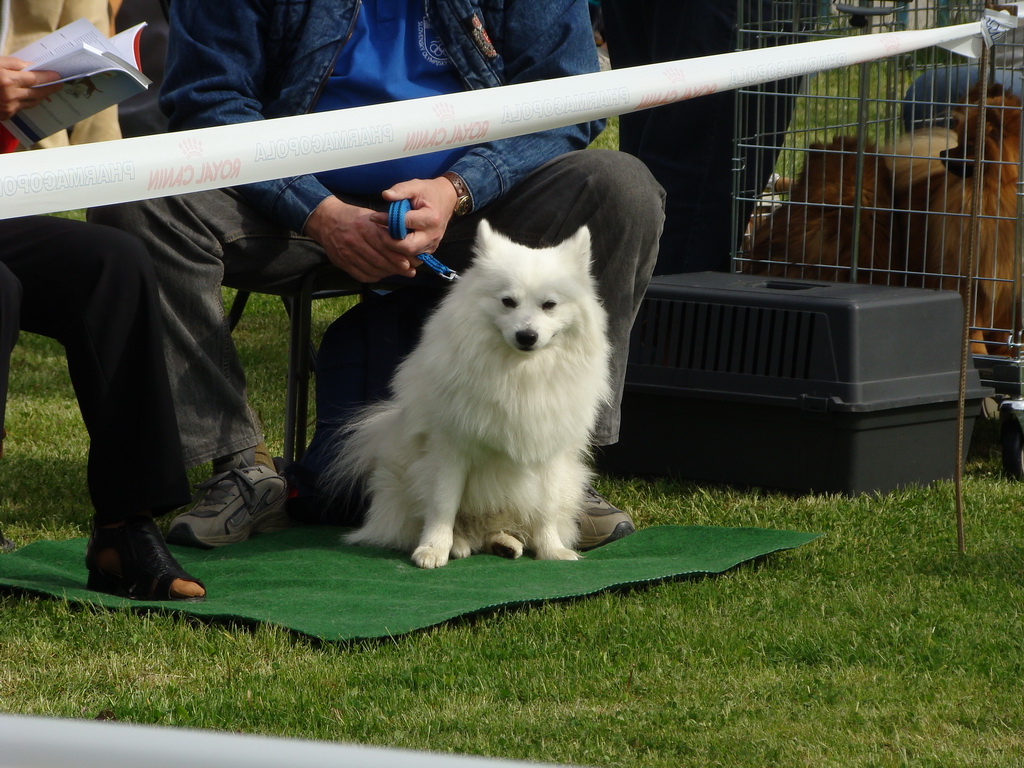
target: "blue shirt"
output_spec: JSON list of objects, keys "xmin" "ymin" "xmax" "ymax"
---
[
  {"xmin": 163, "ymin": 0, "xmax": 604, "ymax": 233},
  {"xmin": 313, "ymin": 0, "xmax": 466, "ymax": 194}
]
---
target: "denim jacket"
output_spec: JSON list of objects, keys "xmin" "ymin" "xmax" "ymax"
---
[{"xmin": 162, "ymin": 0, "xmax": 604, "ymax": 234}]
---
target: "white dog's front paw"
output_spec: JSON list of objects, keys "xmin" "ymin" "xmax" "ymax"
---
[
  {"xmin": 412, "ymin": 545, "xmax": 450, "ymax": 569},
  {"xmin": 536, "ymin": 546, "xmax": 580, "ymax": 562}
]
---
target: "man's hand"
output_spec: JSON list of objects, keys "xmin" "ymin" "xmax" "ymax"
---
[
  {"xmin": 372, "ymin": 176, "xmax": 459, "ymax": 257},
  {"xmin": 0, "ymin": 58, "xmax": 62, "ymax": 120},
  {"xmin": 305, "ymin": 196, "xmax": 418, "ymax": 283},
  {"xmin": 305, "ymin": 176, "xmax": 459, "ymax": 283}
]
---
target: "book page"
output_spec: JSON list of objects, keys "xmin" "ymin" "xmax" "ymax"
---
[
  {"xmin": 14, "ymin": 18, "xmax": 109, "ymax": 68},
  {"xmin": 29, "ymin": 43, "xmax": 125, "ymax": 84}
]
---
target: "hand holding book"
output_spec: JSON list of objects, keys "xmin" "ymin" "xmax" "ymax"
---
[
  {"xmin": 0, "ymin": 56, "xmax": 62, "ymax": 121},
  {"xmin": 0, "ymin": 18, "xmax": 151, "ymax": 147}
]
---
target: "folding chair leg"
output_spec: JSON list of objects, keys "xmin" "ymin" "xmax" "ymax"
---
[
  {"xmin": 226, "ymin": 290, "xmax": 251, "ymax": 331},
  {"xmin": 284, "ymin": 277, "xmax": 316, "ymax": 464}
]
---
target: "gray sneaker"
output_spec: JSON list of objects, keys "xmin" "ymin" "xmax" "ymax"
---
[
  {"xmin": 578, "ymin": 486, "xmax": 635, "ymax": 550},
  {"xmin": 166, "ymin": 465, "xmax": 289, "ymax": 549}
]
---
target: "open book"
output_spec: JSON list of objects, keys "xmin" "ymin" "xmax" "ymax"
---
[{"xmin": 1, "ymin": 17, "xmax": 151, "ymax": 147}]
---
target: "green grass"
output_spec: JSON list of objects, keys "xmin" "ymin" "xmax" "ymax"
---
[
  {"xmin": 2, "ymin": 285, "xmax": 1023, "ymax": 767},
  {"xmin": 2, "ymin": 119, "xmax": 1024, "ymax": 765}
]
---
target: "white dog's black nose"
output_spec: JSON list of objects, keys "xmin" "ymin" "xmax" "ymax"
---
[{"xmin": 515, "ymin": 329, "xmax": 538, "ymax": 349}]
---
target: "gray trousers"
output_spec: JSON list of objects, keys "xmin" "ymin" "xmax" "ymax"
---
[{"xmin": 89, "ymin": 149, "xmax": 665, "ymax": 467}]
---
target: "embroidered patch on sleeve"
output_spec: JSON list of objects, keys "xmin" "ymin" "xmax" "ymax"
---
[{"xmin": 463, "ymin": 14, "xmax": 497, "ymax": 59}]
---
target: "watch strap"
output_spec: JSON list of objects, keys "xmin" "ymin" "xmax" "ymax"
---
[{"xmin": 442, "ymin": 171, "xmax": 472, "ymax": 216}]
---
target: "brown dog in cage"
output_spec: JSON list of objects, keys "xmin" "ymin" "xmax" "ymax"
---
[
  {"xmin": 745, "ymin": 84, "xmax": 1019, "ymax": 355},
  {"xmin": 909, "ymin": 83, "xmax": 1021, "ymax": 355},
  {"xmin": 744, "ymin": 135, "xmax": 897, "ymax": 283}
]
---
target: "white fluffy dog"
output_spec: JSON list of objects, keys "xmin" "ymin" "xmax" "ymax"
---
[{"xmin": 326, "ymin": 220, "xmax": 611, "ymax": 568}]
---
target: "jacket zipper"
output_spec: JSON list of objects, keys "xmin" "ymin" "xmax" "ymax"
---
[{"xmin": 307, "ymin": 0, "xmax": 363, "ymax": 112}]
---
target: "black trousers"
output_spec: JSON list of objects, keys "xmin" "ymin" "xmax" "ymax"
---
[
  {"xmin": 0, "ymin": 216, "xmax": 190, "ymax": 525},
  {"xmin": 602, "ymin": 1, "xmax": 808, "ymax": 275}
]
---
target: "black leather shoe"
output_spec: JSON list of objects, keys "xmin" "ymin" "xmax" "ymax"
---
[{"xmin": 86, "ymin": 515, "xmax": 205, "ymax": 601}]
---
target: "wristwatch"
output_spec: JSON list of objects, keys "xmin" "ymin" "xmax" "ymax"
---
[{"xmin": 443, "ymin": 171, "xmax": 472, "ymax": 216}]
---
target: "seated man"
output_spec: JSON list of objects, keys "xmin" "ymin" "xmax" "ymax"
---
[
  {"xmin": 0, "ymin": 216, "xmax": 205, "ymax": 600},
  {"xmin": 90, "ymin": 0, "xmax": 665, "ymax": 550},
  {"xmin": 0, "ymin": 53, "xmax": 202, "ymax": 600}
]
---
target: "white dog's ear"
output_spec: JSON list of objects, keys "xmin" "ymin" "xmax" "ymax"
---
[
  {"xmin": 566, "ymin": 225, "xmax": 593, "ymax": 274},
  {"xmin": 473, "ymin": 220, "xmax": 500, "ymax": 265},
  {"xmin": 476, "ymin": 219, "xmax": 495, "ymax": 244}
]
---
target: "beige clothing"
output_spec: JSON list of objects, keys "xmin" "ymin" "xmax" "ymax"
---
[{"xmin": 2, "ymin": 0, "xmax": 121, "ymax": 147}]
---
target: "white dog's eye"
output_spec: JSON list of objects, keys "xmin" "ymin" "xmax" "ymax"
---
[
  {"xmin": 502, "ymin": 297, "xmax": 518, "ymax": 309},
  {"xmin": 542, "ymin": 300, "xmax": 557, "ymax": 311}
]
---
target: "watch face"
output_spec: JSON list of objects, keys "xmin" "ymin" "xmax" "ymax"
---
[{"xmin": 455, "ymin": 195, "xmax": 471, "ymax": 216}]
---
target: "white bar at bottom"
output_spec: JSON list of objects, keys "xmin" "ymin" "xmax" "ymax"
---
[{"xmin": 0, "ymin": 713, "xmax": 582, "ymax": 768}]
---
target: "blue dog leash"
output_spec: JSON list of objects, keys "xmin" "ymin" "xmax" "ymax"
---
[{"xmin": 387, "ymin": 198, "xmax": 460, "ymax": 281}]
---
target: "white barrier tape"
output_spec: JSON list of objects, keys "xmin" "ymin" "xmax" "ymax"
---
[
  {"xmin": 982, "ymin": 5, "xmax": 1021, "ymax": 48},
  {"xmin": 0, "ymin": 713, "xmax": 573, "ymax": 768},
  {"xmin": 0, "ymin": 18, "xmax": 1001, "ymax": 220}
]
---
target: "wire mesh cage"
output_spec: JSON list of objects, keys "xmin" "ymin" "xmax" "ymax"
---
[{"xmin": 731, "ymin": 1, "xmax": 1024, "ymax": 401}]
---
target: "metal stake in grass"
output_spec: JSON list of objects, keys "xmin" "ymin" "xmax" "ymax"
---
[{"xmin": 955, "ymin": 38, "xmax": 992, "ymax": 555}]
